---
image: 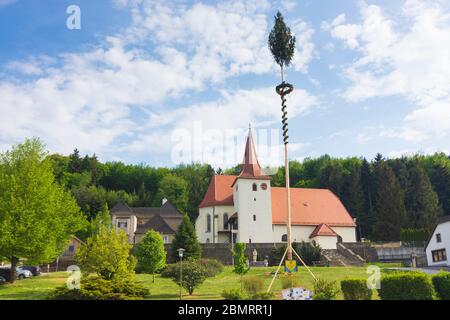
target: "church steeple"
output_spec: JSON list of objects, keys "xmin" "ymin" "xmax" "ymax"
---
[{"xmin": 239, "ymin": 126, "xmax": 263, "ymax": 177}]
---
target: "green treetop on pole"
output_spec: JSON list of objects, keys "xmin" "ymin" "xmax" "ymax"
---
[{"xmin": 268, "ymin": 11, "xmax": 296, "ymax": 81}]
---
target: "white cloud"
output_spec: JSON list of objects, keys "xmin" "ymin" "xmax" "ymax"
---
[
  {"xmin": 0, "ymin": 0, "xmax": 317, "ymax": 163},
  {"xmin": 325, "ymin": 0, "xmax": 450, "ymax": 142}
]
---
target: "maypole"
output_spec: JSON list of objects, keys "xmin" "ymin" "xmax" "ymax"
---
[{"xmin": 267, "ymin": 11, "xmax": 316, "ymax": 293}]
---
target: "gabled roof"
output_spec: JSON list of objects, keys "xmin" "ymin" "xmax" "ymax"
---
[
  {"xmin": 309, "ymin": 224, "xmax": 338, "ymax": 238},
  {"xmin": 135, "ymin": 214, "xmax": 177, "ymax": 234},
  {"xmin": 199, "ymin": 175, "xmax": 237, "ymax": 208},
  {"xmin": 271, "ymin": 188, "xmax": 356, "ymax": 227},
  {"xmin": 425, "ymin": 215, "xmax": 450, "ymax": 251}
]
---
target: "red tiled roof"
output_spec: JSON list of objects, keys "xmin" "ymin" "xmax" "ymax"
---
[
  {"xmin": 309, "ymin": 224, "xmax": 338, "ymax": 238},
  {"xmin": 271, "ymin": 187, "xmax": 356, "ymax": 227},
  {"xmin": 199, "ymin": 178, "xmax": 356, "ymax": 227},
  {"xmin": 199, "ymin": 175, "xmax": 237, "ymax": 208}
]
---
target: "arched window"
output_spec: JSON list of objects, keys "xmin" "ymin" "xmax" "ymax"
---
[
  {"xmin": 252, "ymin": 183, "xmax": 257, "ymax": 191},
  {"xmin": 281, "ymin": 234, "xmax": 287, "ymax": 242},
  {"xmin": 206, "ymin": 214, "xmax": 211, "ymax": 233},
  {"xmin": 223, "ymin": 213, "xmax": 229, "ymax": 230}
]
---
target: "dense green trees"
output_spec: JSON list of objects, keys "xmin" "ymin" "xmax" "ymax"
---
[
  {"xmin": 0, "ymin": 139, "xmax": 86, "ymax": 282},
  {"xmin": 44, "ymin": 146, "xmax": 449, "ymax": 242}
]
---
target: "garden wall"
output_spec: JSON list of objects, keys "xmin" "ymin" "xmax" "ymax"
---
[{"xmin": 165, "ymin": 243, "xmax": 285, "ymax": 265}]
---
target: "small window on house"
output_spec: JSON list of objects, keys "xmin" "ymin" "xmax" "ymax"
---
[
  {"xmin": 117, "ymin": 221, "xmax": 128, "ymax": 229},
  {"xmin": 254, "ymin": 197, "xmax": 256, "ymax": 201},
  {"xmin": 252, "ymin": 183, "xmax": 257, "ymax": 191},
  {"xmin": 432, "ymin": 249, "xmax": 447, "ymax": 262},
  {"xmin": 206, "ymin": 238, "xmax": 210, "ymax": 243},
  {"xmin": 253, "ymin": 214, "xmax": 256, "ymax": 221},
  {"xmin": 281, "ymin": 234, "xmax": 287, "ymax": 242},
  {"xmin": 162, "ymin": 235, "xmax": 170, "ymax": 244},
  {"xmin": 436, "ymin": 233, "xmax": 442, "ymax": 243},
  {"xmin": 206, "ymin": 214, "xmax": 211, "ymax": 233},
  {"xmin": 223, "ymin": 213, "xmax": 229, "ymax": 230},
  {"xmin": 68, "ymin": 245, "xmax": 75, "ymax": 253}
]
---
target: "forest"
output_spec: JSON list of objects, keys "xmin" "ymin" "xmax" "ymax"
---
[{"xmin": 50, "ymin": 149, "xmax": 450, "ymax": 242}]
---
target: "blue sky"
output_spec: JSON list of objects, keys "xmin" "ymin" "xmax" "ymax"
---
[{"xmin": 0, "ymin": 0, "xmax": 449, "ymax": 168}]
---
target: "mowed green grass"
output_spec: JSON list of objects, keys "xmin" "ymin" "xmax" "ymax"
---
[{"xmin": 0, "ymin": 265, "xmax": 383, "ymax": 300}]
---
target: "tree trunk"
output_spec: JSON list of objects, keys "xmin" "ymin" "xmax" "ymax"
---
[
  {"xmin": 152, "ymin": 273, "xmax": 155, "ymax": 283},
  {"xmin": 10, "ymin": 256, "xmax": 18, "ymax": 283}
]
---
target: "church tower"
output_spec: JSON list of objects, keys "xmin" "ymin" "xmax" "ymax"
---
[{"xmin": 232, "ymin": 127, "xmax": 273, "ymax": 243}]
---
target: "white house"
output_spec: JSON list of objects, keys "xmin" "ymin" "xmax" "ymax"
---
[
  {"xmin": 195, "ymin": 128, "xmax": 357, "ymax": 249},
  {"xmin": 426, "ymin": 215, "xmax": 450, "ymax": 267}
]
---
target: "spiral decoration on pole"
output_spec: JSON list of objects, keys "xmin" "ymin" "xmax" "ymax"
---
[{"xmin": 276, "ymin": 82, "xmax": 294, "ymax": 145}]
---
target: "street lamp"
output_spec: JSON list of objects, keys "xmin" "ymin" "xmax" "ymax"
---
[{"xmin": 177, "ymin": 248, "xmax": 185, "ymax": 300}]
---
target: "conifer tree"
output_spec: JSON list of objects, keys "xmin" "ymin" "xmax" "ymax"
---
[
  {"xmin": 372, "ymin": 163, "xmax": 407, "ymax": 241},
  {"xmin": 405, "ymin": 161, "xmax": 442, "ymax": 230},
  {"xmin": 172, "ymin": 215, "xmax": 201, "ymax": 260}
]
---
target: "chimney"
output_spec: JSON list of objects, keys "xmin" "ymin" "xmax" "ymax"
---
[{"xmin": 162, "ymin": 198, "xmax": 168, "ymax": 205}]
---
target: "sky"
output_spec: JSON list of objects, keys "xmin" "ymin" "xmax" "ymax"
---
[{"xmin": 0, "ymin": 0, "xmax": 449, "ymax": 168}]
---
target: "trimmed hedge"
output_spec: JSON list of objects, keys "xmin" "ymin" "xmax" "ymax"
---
[
  {"xmin": 340, "ymin": 279, "xmax": 372, "ymax": 300},
  {"xmin": 432, "ymin": 272, "xmax": 450, "ymax": 300},
  {"xmin": 199, "ymin": 259, "xmax": 224, "ymax": 277},
  {"xmin": 378, "ymin": 272, "xmax": 434, "ymax": 300}
]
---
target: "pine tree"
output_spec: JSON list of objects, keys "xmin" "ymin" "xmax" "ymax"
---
[
  {"xmin": 342, "ymin": 165, "xmax": 365, "ymax": 238},
  {"xmin": 360, "ymin": 158, "xmax": 375, "ymax": 238},
  {"xmin": 172, "ymin": 215, "xmax": 201, "ymax": 260},
  {"xmin": 429, "ymin": 164, "xmax": 450, "ymax": 215},
  {"xmin": 405, "ymin": 161, "xmax": 442, "ymax": 230},
  {"xmin": 372, "ymin": 163, "xmax": 407, "ymax": 241}
]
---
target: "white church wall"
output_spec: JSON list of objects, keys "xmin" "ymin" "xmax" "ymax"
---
[
  {"xmin": 234, "ymin": 178, "xmax": 273, "ymax": 243},
  {"xmin": 312, "ymin": 235, "xmax": 338, "ymax": 250},
  {"xmin": 273, "ymin": 224, "xmax": 316, "ymax": 243},
  {"xmin": 196, "ymin": 205, "xmax": 235, "ymax": 243},
  {"xmin": 332, "ymin": 226, "xmax": 357, "ymax": 243}
]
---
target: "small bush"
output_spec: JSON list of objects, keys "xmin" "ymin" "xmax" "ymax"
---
[
  {"xmin": 341, "ymin": 279, "xmax": 372, "ymax": 300},
  {"xmin": 281, "ymin": 274, "xmax": 300, "ymax": 289},
  {"xmin": 222, "ymin": 289, "xmax": 245, "ymax": 300},
  {"xmin": 161, "ymin": 264, "xmax": 179, "ymax": 278},
  {"xmin": 199, "ymin": 259, "xmax": 224, "ymax": 277},
  {"xmin": 252, "ymin": 292, "xmax": 275, "ymax": 300},
  {"xmin": 378, "ymin": 272, "xmax": 434, "ymax": 300},
  {"xmin": 313, "ymin": 278, "xmax": 339, "ymax": 300},
  {"xmin": 49, "ymin": 276, "xmax": 149, "ymax": 300},
  {"xmin": 432, "ymin": 272, "xmax": 450, "ymax": 300},
  {"xmin": 171, "ymin": 260, "xmax": 207, "ymax": 295},
  {"xmin": 242, "ymin": 276, "xmax": 264, "ymax": 297}
]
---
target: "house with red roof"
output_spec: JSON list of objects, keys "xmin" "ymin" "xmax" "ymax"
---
[{"xmin": 195, "ymin": 128, "xmax": 356, "ymax": 249}]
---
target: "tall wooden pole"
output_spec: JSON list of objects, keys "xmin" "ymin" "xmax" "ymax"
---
[{"xmin": 285, "ymin": 144, "xmax": 292, "ymax": 260}]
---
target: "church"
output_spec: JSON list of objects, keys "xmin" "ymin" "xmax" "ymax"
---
[{"xmin": 195, "ymin": 128, "xmax": 357, "ymax": 249}]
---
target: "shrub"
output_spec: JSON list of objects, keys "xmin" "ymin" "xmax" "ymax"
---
[
  {"xmin": 281, "ymin": 274, "xmax": 300, "ymax": 289},
  {"xmin": 252, "ymin": 292, "xmax": 275, "ymax": 300},
  {"xmin": 378, "ymin": 272, "xmax": 434, "ymax": 300},
  {"xmin": 340, "ymin": 279, "xmax": 372, "ymax": 300},
  {"xmin": 199, "ymin": 259, "xmax": 224, "ymax": 277},
  {"xmin": 242, "ymin": 276, "xmax": 264, "ymax": 297},
  {"xmin": 222, "ymin": 289, "xmax": 245, "ymax": 300},
  {"xmin": 160, "ymin": 264, "xmax": 178, "ymax": 278},
  {"xmin": 49, "ymin": 276, "xmax": 149, "ymax": 300},
  {"xmin": 313, "ymin": 278, "xmax": 339, "ymax": 300},
  {"xmin": 133, "ymin": 230, "xmax": 166, "ymax": 282},
  {"xmin": 432, "ymin": 272, "xmax": 450, "ymax": 300},
  {"xmin": 171, "ymin": 260, "xmax": 207, "ymax": 295},
  {"xmin": 269, "ymin": 242, "xmax": 321, "ymax": 266}
]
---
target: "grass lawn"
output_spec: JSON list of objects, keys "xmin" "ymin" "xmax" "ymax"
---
[{"xmin": 0, "ymin": 265, "xmax": 387, "ymax": 300}]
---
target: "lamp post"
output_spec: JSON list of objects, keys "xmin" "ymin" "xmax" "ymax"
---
[{"xmin": 177, "ymin": 248, "xmax": 185, "ymax": 300}]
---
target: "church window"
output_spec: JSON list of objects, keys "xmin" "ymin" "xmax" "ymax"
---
[
  {"xmin": 261, "ymin": 183, "xmax": 268, "ymax": 190},
  {"xmin": 281, "ymin": 234, "xmax": 287, "ymax": 242},
  {"xmin": 206, "ymin": 214, "xmax": 211, "ymax": 233},
  {"xmin": 223, "ymin": 213, "xmax": 229, "ymax": 230},
  {"xmin": 252, "ymin": 183, "xmax": 257, "ymax": 191},
  {"xmin": 253, "ymin": 214, "xmax": 256, "ymax": 221}
]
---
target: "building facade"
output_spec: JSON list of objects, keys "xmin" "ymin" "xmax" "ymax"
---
[
  {"xmin": 111, "ymin": 200, "xmax": 183, "ymax": 244},
  {"xmin": 196, "ymin": 128, "xmax": 357, "ymax": 249},
  {"xmin": 426, "ymin": 215, "xmax": 450, "ymax": 267}
]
